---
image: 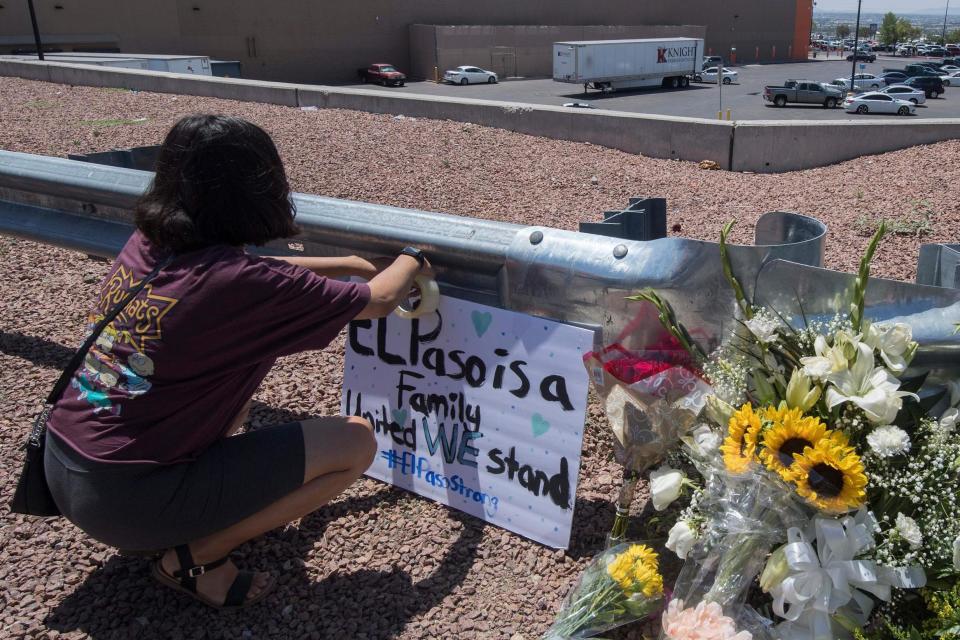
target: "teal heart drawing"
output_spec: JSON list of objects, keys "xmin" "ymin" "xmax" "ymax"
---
[
  {"xmin": 531, "ymin": 413, "xmax": 550, "ymax": 437},
  {"xmin": 471, "ymin": 310, "xmax": 493, "ymax": 338},
  {"xmin": 392, "ymin": 408, "xmax": 408, "ymax": 426}
]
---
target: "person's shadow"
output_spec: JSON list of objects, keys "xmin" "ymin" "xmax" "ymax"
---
[{"xmin": 44, "ymin": 484, "xmax": 485, "ymax": 639}]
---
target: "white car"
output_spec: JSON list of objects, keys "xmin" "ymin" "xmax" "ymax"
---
[
  {"xmin": 444, "ymin": 66, "xmax": 498, "ymax": 85},
  {"xmin": 844, "ymin": 92, "xmax": 916, "ymax": 115},
  {"xmin": 832, "ymin": 74, "xmax": 883, "ymax": 91},
  {"xmin": 878, "ymin": 84, "xmax": 926, "ymax": 104},
  {"xmin": 694, "ymin": 67, "xmax": 738, "ymax": 84},
  {"xmin": 939, "ymin": 65, "xmax": 960, "ymax": 73},
  {"xmin": 940, "ymin": 71, "xmax": 960, "ymax": 86}
]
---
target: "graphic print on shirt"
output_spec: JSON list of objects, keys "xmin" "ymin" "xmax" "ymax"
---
[{"xmin": 73, "ymin": 263, "xmax": 179, "ymax": 413}]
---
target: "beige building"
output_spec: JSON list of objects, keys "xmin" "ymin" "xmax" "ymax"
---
[{"xmin": 0, "ymin": 1, "xmax": 813, "ymax": 83}]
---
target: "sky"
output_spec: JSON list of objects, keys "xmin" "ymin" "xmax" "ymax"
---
[{"xmin": 814, "ymin": 0, "xmax": 958, "ymax": 13}]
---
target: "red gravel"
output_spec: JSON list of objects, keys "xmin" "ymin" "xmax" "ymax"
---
[{"xmin": 0, "ymin": 76, "xmax": 957, "ymax": 639}]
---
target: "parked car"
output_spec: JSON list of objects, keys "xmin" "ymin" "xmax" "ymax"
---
[
  {"xmin": 357, "ymin": 63, "xmax": 406, "ymax": 86},
  {"xmin": 904, "ymin": 76, "xmax": 945, "ymax": 98},
  {"xmin": 878, "ymin": 71, "xmax": 908, "ymax": 85},
  {"xmin": 939, "ymin": 65, "xmax": 960, "ymax": 73},
  {"xmin": 846, "ymin": 51, "xmax": 877, "ymax": 62},
  {"xmin": 943, "ymin": 71, "xmax": 960, "ymax": 86},
  {"xmin": 694, "ymin": 67, "xmax": 738, "ymax": 84},
  {"xmin": 763, "ymin": 80, "xmax": 844, "ymax": 107},
  {"xmin": 832, "ymin": 73, "xmax": 884, "ymax": 91},
  {"xmin": 843, "ymin": 92, "xmax": 916, "ymax": 115},
  {"xmin": 444, "ymin": 66, "xmax": 498, "ymax": 85},
  {"xmin": 878, "ymin": 84, "xmax": 926, "ymax": 104},
  {"xmin": 926, "ymin": 47, "xmax": 949, "ymax": 57}
]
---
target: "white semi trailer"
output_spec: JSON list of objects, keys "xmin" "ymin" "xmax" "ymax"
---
[{"xmin": 553, "ymin": 38, "xmax": 705, "ymax": 94}]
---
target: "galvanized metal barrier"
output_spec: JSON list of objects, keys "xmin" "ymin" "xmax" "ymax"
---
[{"xmin": 1, "ymin": 149, "xmax": 957, "ymax": 378}]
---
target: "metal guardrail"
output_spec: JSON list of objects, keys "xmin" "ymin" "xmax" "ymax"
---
[{"xmin": 1, "ymin": 149, "xmax": 957, "ymax": 375}]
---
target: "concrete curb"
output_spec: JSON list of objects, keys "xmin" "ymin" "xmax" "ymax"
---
[{"xmin": 2, "ymin": 59, "xmax": 959, "ymax": 173}]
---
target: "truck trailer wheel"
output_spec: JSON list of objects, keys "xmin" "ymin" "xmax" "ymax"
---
[
  {"xmin": 679, "ymin": 76, "xmax": 690, "ymax": 88},
  {"xmin": 774, "ymin": 95, "xmax": 787, "ymax": 107}
]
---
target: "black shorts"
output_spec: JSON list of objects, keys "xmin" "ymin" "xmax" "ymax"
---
[{"xmin": 44, "ymin": 422, "xmax": 305, "ymax": 550}]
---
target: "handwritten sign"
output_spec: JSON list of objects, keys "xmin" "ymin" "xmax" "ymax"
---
[{"xmin": 342, "ymin": 296, "xmax": 594, "ymax": 548}]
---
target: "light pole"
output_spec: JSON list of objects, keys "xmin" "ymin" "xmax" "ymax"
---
[
  {"xmin": 849, "ymin": 0, "xmax": 863, "ymax": 96},
  {"xmin": 26, "ymin": 0, "xmax": 44, "ymax": 60},
  {"xmin": 943, "ymin": 0, "xmax": 952, "ymax": 46}
]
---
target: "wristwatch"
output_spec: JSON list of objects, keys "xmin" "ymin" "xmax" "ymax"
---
[{"xmin": 400, "ymin": 246, "xmax": 425, "ymax": 270}]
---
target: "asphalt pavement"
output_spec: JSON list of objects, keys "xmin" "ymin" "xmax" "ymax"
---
[{"xmin": 340, "ymin": 55, "xmax": 960, "ymax": 121}]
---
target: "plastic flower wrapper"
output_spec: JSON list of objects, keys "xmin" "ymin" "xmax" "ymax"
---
[
  {"xmin": 543, "ymin": 542, "xmax": 665, "ymax": 640},
  {"xmin": 583, "ymin": 319, "xmax": 712, "ymax": 545}
]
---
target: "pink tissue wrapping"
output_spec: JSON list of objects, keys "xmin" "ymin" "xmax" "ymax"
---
[{"xmin": 662, "ymin": 599, "xmax": 753, "ymax": 640}]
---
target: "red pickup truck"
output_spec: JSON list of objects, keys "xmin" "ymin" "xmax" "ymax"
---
[{"xmin": 357, "ymin": 63, "xmax": 406, "ymax": 87}]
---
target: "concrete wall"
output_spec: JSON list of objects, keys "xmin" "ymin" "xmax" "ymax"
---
[
  {"xmin": 5, "ymin": 59, "xmax": 956, "ymax": 175},
  {"xmin": 0, "ymin": 0, "xmax": 809, "ymax": 84},
  {"xmin": 408, "ymin": 24, "xmax": 709, "ymax": 80},
  {"xmin": 731, "ymin": 119, "xmax": 960, "ymax": 172}
]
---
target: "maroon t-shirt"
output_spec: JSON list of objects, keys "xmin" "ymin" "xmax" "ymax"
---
[{"xmin": 48, "ymin": 231, "xmax": 370, "ymax": 464}]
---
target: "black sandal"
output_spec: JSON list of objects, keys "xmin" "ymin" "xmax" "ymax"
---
[{"xmin": 150, "ymin": 544, "xmax": 274, "ymax": 610}]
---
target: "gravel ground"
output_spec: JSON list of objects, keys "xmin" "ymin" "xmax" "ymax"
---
[{"xmin": 1, "ymin": 76, "xmax": 958, "ymax": 640}]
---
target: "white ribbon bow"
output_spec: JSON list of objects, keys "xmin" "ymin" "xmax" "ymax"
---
[{"xmin": 770, "ymin": 509, "xmax": 926, "ymax": 640}]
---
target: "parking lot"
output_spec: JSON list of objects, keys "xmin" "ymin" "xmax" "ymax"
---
[{"xmin": 342, "ymin": 56, "xmax": 960, "ymax": 120}]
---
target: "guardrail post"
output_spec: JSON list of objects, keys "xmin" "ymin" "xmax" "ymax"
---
[{"xmin": 579, "ymin": 198, "xmax": 667, "ymax": 241}]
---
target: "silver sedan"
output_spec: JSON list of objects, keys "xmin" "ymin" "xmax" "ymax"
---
[{"xmin": 878, "ymin": 85, "xmax": 926, "ymax": 105}]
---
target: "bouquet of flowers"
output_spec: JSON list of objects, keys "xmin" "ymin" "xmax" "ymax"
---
[
  {"xmin": 583, "ymin": 326, "xmax": 711, "ymax": 544},
  {"xmin": 632, "ymin": 222, "xmax": 960, "ymax": 639},
  {"xmin": 544, "ymin": 543, "xmax": 665, "ymax": 639}
]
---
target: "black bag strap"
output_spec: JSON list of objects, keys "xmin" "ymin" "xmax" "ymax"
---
[{"xmin": 45, "ymin": 255, "xmax": 174, "ymax": 405}]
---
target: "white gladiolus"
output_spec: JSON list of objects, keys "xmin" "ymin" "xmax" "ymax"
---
[
  {"xmin": 666, "ymin": 520, "xmax": 697, "ymax": 559},
  {"xmin": 649, "ymin": 465, "xmax": 686, "ymax": 511},
  {"xmin": 744, "ymin": 315, "xmax": 779, "ymax": 344},
  {"xmin": 825, "ymin": 343, "xmax": 917, "ymax": 424},
  {"xmin": 953, "ymin": 536, "xmax": 960, "ymax": 571},
  {"xmin": 866, "ymin": 425, "xmax": 911, "ymax": 457},
  {"xmin": 895, "ymin": 513, "xmax": 923, "ymax": 550},
  {"xmin": 864, "ymin": 322, "xmax": 916, "ymax": 374}
]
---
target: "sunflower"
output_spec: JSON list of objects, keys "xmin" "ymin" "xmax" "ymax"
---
[
  {"xmin": 606, "ymin": 544, "xmax": 663, "ymax": 596},
  {"xmin": 720, "ymin": 403, "xmax": 762, "ymax": 474},
  {"xmin": 785, "ymin": 437, "xmax": 867, "ymax": 513},
  {"xmin": 625, "ymin": 544, "xmax": 659, "ymax": 569},
  {"xmin": 758, "ymin": 405, "xmax": 829, "ymax": 479}
]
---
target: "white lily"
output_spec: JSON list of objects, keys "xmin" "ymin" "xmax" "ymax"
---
[
  {"xmin": 786, "ymin": 369, "xmax": 822, "ymax": 412},
  {"xmin": 824, "ymin": 343, "xmax": 917, "ymax": 425},
  {"xmin": 863, "ymin": 321, "xmax": 916, "ymax": 374},
  {"xmin": 649, "ymin": 465, "xmax": 686, "ymax": 511},
  {"xmin": 800, "ymin": 332, "xmax": 858, "ymax": 381}
]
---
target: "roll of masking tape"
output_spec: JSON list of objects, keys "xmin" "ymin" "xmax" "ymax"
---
[{"xmin": 394, "ymin": 275, "xmax": 440, "ymax": 319}]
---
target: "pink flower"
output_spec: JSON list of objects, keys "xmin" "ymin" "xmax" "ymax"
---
[{"xmin": 662, "ymin": 599, "xmax": 752, "ymax": 640}]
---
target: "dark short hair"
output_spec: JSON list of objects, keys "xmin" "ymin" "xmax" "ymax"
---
[{"xmin": 135, "ymin": 115, "xmax": 299, "ymax": 252}]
